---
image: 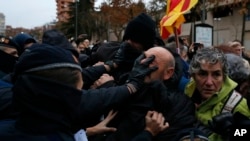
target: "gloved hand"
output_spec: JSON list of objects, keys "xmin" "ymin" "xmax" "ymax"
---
[
  {"xmin": 113, "ymin": 42, "xmax": 142, "ymax": 69},
  {"xmin": 208, "ymin": 112, "xmax": 234, "ymax": 136},
  {"xmin": 126, "ymin": 54, "xmax": 158, "ymax": 93}
]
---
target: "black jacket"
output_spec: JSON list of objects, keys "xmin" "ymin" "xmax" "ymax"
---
[
  {"xmin": 0, "ymin": 51, "xmax": 18, "ymax": 79},
  {"xmin": 0, "ymin": 74, "xmax": 131, "ymax": 141},
  {"xmin": 0, "ymin": 65, "xmax": 108, "ymax": 122},
  {"xmin": 131, "ymin": 130, "xmax": 153, "ymax": 141},
  {"xmin": 82, "ymin": 65, "xmax": 108, "ymax": 89},
  {"xmin": 0, "ymin": 75, "xmax": 83, "ymax": 141},
  {"xmin": 90, "ymin": 81, "xmax": 196, "ymax": 141}
]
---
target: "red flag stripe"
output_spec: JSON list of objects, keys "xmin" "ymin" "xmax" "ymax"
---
[
  {"xmin": 169, "ymin": 0, "xmax": 182, "ymax": 12},
  {"xmin": 161, "ymin": 15, "xmax": 174, "ymax": 25},
  {"xmin": 181, "ymin": 0, "xmax": 191, "ymax": 11},
  {"xmin": 161, "ymin": 16, "xmax": 169, "ymax": 24}
]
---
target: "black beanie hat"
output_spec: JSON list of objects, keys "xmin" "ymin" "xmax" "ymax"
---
[
  {"xmin": 13, "ymin": 33, "xmax": 36, "ymax": 47},
  {"xmin": 42, "ymin": 29, "xmax": 79, "ymax": 58},
  {"xmin": 0, "ymin": 35, "xmax": 19, "ymax": 49},
  {"xmin": 123, "ymin": 13, "xmax": 156, "ymax": 50},
  {"xmin": 14, "ymin": 43, "xmax": 82, "ymax": 77}
]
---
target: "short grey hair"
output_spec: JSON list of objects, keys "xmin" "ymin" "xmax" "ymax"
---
[
  {"xmin": 189, "ymin": 47, "xmax": 228, "ymax": 76},
  {"xmin": 225, "ymin": 53, "xmax": 250, "ymax": 83}
]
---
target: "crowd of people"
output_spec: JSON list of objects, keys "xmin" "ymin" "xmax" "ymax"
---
[{"xmin": 0, "ymin": 12, "xmax": 250, "ymax": 141}]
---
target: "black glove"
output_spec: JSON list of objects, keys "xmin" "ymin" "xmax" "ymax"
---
[
  {"xmin": 113, "ymin": 42, "xmax": 142, "ymax": 70},
  {"xmin": 126, "ymin": 54, "xmax": 158, "ymax": 93},
  {"xmin": 208, "ymin": 112, "xmax": 234, "ymax": 136}
]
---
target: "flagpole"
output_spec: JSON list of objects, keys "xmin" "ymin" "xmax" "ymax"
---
[{"xmin": 173, "ymin": 26, "xmax": 180, "ymax": 54}]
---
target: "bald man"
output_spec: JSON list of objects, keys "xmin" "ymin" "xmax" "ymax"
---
[
  {"xmin": 144, "ymin": 47, "xmax": 175, "ymax": 83},
  {"xmin": 91, "ymin": 47, "xmax": 196, "ymax": 141}
]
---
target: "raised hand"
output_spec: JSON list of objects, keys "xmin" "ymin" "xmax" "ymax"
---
[
  {"xmin": 86, "ymin": 110, "xmax": 118, "ymax": 136},
  {"xmin": 126, "ymin": 54, "xmax": 158, "ymax": 93}
]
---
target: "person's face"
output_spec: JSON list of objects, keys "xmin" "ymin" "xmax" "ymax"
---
[
  {"xmin": 1, "ymin": 46, "xmax": 18, "ymax": 57},
  {"xmin": 82, "ymin": 39, "xmax": 90, "ymax": 48},
  {"xmin": 143, "ymin": 47, "xmax": 174, "ymax": 83},
  {"xmin": 193, "ymin": 61, "xmax": 224, "ymax": 100},
  {"xmin": 180, "ymin": 47, "xmax": 188, "ymax": 61},
  {"xmin": 232, "ymin": 45, "xmax": 242, "ymax": 56},
  {"xmin": 78, "ymin": 42, "xmax": 85, "ymax": 51},
  {"xmin": 78, "ymin": 39, "xmax": 90, "ymax": 51}
]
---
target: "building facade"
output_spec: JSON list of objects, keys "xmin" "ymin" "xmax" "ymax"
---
[
  {"xmin": 180, "ymin": 1, "xmax": 250, "ymax": 50},
  {"xmin": 0, "ymin": 13, "xmax": 5, "ymax": 35},
  {"xmin": 56, "ymin": 0, "xmax": 75, "ymax": 22}
]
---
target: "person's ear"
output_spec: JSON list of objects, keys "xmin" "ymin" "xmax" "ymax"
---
[{"xmin": 163, "ymin": 67, "xmax": 174, "ymax": 80}]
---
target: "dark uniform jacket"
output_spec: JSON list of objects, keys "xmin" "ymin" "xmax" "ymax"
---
[
  {"xmin": 98, "ymin": 81, "xmax": 196, "ymax": 141},
  {"xmin": 0, "ymin": 72, "xmax": 132, "ymax": 141},
  {"xmin": 87, "ymin": 49, "xmax": 196, "ymax": 141},
  {"xmin": 0, "ymin": 65, "xmax": 108, "ymax": 121}
]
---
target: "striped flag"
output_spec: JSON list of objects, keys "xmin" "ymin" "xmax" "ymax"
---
[{"xmin": 160, "ymin": 0, "xmax": 198, "ymax": 39}]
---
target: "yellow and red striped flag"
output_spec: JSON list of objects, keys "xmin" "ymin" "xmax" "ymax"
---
[{"xmin": 160, "ymin": 0, "xmax": 198, "ymax": 39}]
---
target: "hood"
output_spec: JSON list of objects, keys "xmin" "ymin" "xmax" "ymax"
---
[
  {"xmin": 123, "ymin": 13, "xmax": 156, "ymax": 50},
  {"xmin": 13, "ymin": 33, "xmax": 36, "ymax": 55},
  {"xmin": 42, "ymin": 29, "xmax": 79, "ymax": 58}
]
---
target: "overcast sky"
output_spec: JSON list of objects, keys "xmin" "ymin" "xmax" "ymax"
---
[
  {"xmin": 0, "ymin": 0, "xmax": 58, "ymax": 28},
  {"xmin": 0, "ymin": 0, "xmax": 103, "ymax": 29},
  {"xmin": 0, "ymin": 0, "xmax": 148, "ymax": 29}
]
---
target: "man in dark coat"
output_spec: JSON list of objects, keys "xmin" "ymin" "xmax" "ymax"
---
[
  {"xmin": 0, "ymin": 29, "xmax": 135, "ymax": 122},
  {"xmin": 89, "ymin": 47, "xmax": 196, "ymax": 141},
  {"xmin": 0, "ymin": 36, "xmax": 20, "ymax": 120},
  {"xmin": 101, "ymin": 13, "xmax": 157, "ymax": 85},
  {"xmin": 0, "ymin": 30, "xmax": 107, "ymax": 121},
  {"xmin": 0, "ymin": 43, "xmax": 158, "ymax": 141}
]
